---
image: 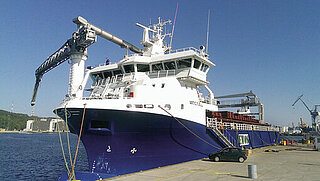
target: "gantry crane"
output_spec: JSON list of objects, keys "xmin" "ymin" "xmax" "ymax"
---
[{"xmin": 292, "ymin": 95, "xmax": 320, "ymax": 132}]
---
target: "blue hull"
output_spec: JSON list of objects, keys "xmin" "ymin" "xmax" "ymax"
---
[{"xmin": 57, "ymin": 108, "xmax": 279, "ymax": 179}]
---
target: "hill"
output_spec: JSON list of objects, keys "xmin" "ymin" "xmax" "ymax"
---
[{"xmin": 0, "ymin": 109, "xmax": 51, "ymax": 131}]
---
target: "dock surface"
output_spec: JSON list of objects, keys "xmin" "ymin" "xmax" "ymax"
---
[{"xmin": 105, "ymin": 145, "xmax": 320, "ymax": 181}]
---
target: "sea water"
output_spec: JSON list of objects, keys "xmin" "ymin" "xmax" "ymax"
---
[{"xmin": 0, "ymin": 133, "xmax": 88, "ymax": 180}]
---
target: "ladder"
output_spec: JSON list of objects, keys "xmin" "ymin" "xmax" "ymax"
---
[{"xmin": 210, "ymin": 128, "xmax": 235, "ymax": 148}]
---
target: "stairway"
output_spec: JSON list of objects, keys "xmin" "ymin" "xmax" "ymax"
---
[{"xmin": 210, "ymin": 128, "xmax": 235, "ymax": 148}]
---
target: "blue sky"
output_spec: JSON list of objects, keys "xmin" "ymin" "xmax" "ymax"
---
[{"xmin": 0, "ymin": 0, "xmax": 319, "ymax": 127}]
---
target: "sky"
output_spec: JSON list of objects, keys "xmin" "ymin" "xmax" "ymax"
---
[{"xmin": 0, "ymin": 0, "xmax": 319, "ymax": 127}]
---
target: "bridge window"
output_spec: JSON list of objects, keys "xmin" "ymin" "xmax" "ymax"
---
[
  {"xmin": 201, "ymin": 64, "xmax": 209, "ymax": 72},
  {"xmin": 124, "ymin": 64, "xmax": 134, "ymax": 73},
  {"xmin": 113, "ymin": 69, "xmax": 122, "ymax": 76},
  {"xmin": 152, "ymin": 63, "xmax": 164, "ymax": 71},
  {"xmin": 193, "ymin": 59, "xmax": 201, "ymax": 69},
  {"xmin": 92, "ymin": 73, "xmax": 103, "ymax": 82},
  {"xmin": 177, "ymin": 58, "xmax": 191, "ymax": 69},
  {"xmin": 164, "ymin": 61, "xmax": 176, "ymax": 70},
  {"xmin": 103, "ymin": 71, "xmax": 112, "ymax": 78},
  {"xmin": 137, "ymin": 64, "xmax": 150, "ymax": 72}
]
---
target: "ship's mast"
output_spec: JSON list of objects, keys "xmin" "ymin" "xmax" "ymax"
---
[{"xmin": 136, "ymin": 17, "xmax": 172, "ymax": 56}]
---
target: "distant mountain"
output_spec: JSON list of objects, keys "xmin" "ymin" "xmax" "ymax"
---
[{"xmin": 0, "ymin": 109, "xmax": 52, "ymax": 131}]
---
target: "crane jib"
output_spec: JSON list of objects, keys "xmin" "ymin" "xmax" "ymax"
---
[{"xmin": 31, "ymin": 16, "xmax": 143, "ymax": 106}]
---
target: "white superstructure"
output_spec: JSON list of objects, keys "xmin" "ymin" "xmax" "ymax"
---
[{"xmin": 32, "ymin": 16, "xmax": 218, "ymax": 125}]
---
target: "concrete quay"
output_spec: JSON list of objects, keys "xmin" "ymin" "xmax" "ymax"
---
[{"xmin": 105, "ymin": 145, "xmax": 320, "ymax": 181}]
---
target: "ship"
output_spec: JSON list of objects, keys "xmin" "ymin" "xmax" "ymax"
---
[{"xmin": 31, "ymin": 16, "xmax": 280, "ymax": 180}]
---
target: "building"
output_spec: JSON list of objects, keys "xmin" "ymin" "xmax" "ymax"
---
[
  {"xmin": 24, "ymin": 120, "xmax": 34, "ymax": 131},
  {"xmin": 24, "ymin": 118, "xmax": 67, "ymax": 132},
  {"xmin": 280, "ymin": 126, "xmax": 289, "ymax": 134},
  {"xmin": 49, "ymin": 119, "xmax": 67, "ymax": 132}
]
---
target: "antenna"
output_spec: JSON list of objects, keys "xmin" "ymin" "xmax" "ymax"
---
[
  {"xmin": 206, "ymin": 9, "xmax": 210, "ymax": 54},
  {"xmin": 11, "ymin": 101, "xmax": 14, "ymax": 113},
  {"xmin": 169, "ymin": 1, "xmax": 179, "ymax": 49}
]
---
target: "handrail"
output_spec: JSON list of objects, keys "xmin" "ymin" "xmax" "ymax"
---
[
  {"xmin": 91, "ymin": 47, "xmax": 209, "ymax": 67},
  {"xmin": 206, "ymin": 118, "xmax": 279, "ymax": 132}
]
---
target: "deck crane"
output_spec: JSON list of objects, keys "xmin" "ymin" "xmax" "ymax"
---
[
  {"xmin": 292, "ymin": 95, "xmax": 320, "ymax": 132},
  {"xmin": 31, "ymin": 16, "xmax": 143, "ymax": 106},
  {"xmin": 215, "ymin": 91, "xmax": 265, "ymax": 123}
]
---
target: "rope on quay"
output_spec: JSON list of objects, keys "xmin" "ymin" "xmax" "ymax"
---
[
  {"xmin": 69, "ymin": 103, "xmax": 87, "ymax": 180},
  {"xmin": 158, "ymin": 105, "xmax": 221, "ymax": 150}
]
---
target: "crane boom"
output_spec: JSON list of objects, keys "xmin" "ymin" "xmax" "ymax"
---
[
  {"xmin": 292, "ymin": 95, "xmax": 312, "ymax": 113},
  {"xmin": 31, "ymin": 16, "xmax": 143, "ymax": 106},
  {"xmin": 31, "ymin": 40, "xmax": 72, "ymax": 106},
  {"xmin": 73, "ymin": 16, "xmax": 143, "ymax": 54}
]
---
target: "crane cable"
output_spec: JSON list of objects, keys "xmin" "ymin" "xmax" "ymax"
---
[
  {"xmin": 69, "ymin": 103, "xmax": 87, "ymax": 180},
  {"xmin": 158, "ymin": 105, "xmax": 221, "ymax": 150}
]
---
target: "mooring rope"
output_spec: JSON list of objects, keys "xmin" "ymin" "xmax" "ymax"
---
[
  {"xmin": 253, "ymin": 130, "xmax": 271, "ymax": 146},
  {"xmin": 64, "ymin": 105, "xmax": 74, "ymax": 170},
  {"xmin": 55, "ymin": 109, "xmax": 71, "ymax": 175},
  {"xmin": 69, "ymin": 103, "xmax": 87, "ymax": 180},
  {"xmin": 158, "ymin": 105, "xmax": 221, "ymax": 150}
]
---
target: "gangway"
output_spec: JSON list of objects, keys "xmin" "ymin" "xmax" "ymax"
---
[
  {"xmin": 206, "ymin": 117, "xmax": 235, "ymax": 148},
  {"xmin": 209, "ymin": 127, "xmax": 235, "ymax": 148}
]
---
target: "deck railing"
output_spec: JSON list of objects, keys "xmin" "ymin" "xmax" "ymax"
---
[{"xmin": 206, "ymin": 117, "xmax": 279, "ymax": 132}]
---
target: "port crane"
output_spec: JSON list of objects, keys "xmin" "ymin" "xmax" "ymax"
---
[
  {"xmin": 292, "ymin": 95, "xmax": 320, "ymax": 132},
  {"xmin": 31, "ymin": 16, "xmax": 143, "ymax": 106}
]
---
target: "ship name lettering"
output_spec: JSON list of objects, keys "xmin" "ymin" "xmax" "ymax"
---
[{"xmin": 189, "ymin": 101, "xmax": 203, "ymax": 107}]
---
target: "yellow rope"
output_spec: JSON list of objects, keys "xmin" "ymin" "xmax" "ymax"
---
[
  {"xmin": 55, "ymin": 109, "xmax": 71, "ymax": 175},
  {"xmin": 64, "ymin": 105, "xmax": 74, "ymax": 170},
  {"xmin": 69, "ymin": 104, "xmax": 87, "ymax": 180},
  {"xmin": 158, "ymin": 105, "xmax": 221, "ymax": 150}
]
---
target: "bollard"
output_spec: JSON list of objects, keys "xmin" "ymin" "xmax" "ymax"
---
[{"xmin": 248, "ymin": 164, "xmax": 257, "ymax": 179}]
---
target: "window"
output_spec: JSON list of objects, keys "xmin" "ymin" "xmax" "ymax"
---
[
  {"xmin": 113, "ymin": 69, "xmax": 122, "ymax": 76},
  {"xmin": 124, "ymin": 64, "xmax": 134, "ymax": 73},
  {"xmin": 135, "ymin": 104, "xmax": 143, "ymax": 108},
  {"xmin": 193, "ymin": 59, "xmax": 201, "ymax": 69},
  {"xmin": 92, "ymin": 73, "xmax": 103, "ymax": 84},
  {"xmin": 137, "ymin": 64, "xmax": 150, "ymax": 72},
  {"xmin": 201, "ymin": 64, "xmax": 209, "ymax": 72},
  {"xmin": 152, "ymin": 63, "xmax": 164, "ymax": 71},
  {"xmin": 164, "ymin": 61, "xmax": 176, "ymax": 70},
  {"xmin": 164, "ymin": 104, "xmax": 171, "ymax": 110},
  {"xmin": 177, "ymin": 58, "xmax": 192, "ymax": 69},
  {"xmin": 103, "ymin": 71, "xmax": 112, "ymax": 78}
]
